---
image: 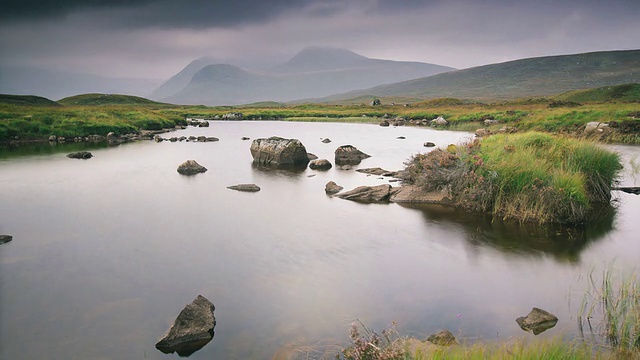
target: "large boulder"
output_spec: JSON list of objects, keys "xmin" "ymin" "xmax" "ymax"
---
[
  {"xmin": 66, "ymin": 151, "xmax": 93, "ymax": 159},
  {"xmin": 426, "ymin": 329, "xmax": 458, "ymax": 346},
  {"xmin": 177, "ymin": 160, "xmax": 207, "ymax": 175},
  {"xmin": 337, "ymin": 184, "xmax": 398, "ymax": 203},
  {"xmin": 325, "ymin": 181, "xmax": 343, "ymax": 195},
  {"xmin": 335, "ymin": 145, "xmax": 371, "ymax": 166},
  {"xmin": 516, "ymin": 307, "xmax": 558, "ymax": 335},
  {"xmin": 250, "ymin": 137, "xmax": 310, "ymax": 167},
  {"xmin": 156, "ymin": 295, "xmax": 216, "ymax": 356},
  {"xmin": 309, "ymin": 159, "xmax": 332, "ymax": 170},
  {"xmin": 0, "ymin": 235, "xmax": 12, "ymax": 245}
]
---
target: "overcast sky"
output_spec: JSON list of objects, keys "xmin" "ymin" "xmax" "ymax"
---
[{"xmin": 1, "ymin": 0, "xmax": 638, "ymax": 80}]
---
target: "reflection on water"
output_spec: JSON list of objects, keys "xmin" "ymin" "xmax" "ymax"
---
[{"xmin": 403, "ymin": 202, "xmax": 616, "ymax": 263}]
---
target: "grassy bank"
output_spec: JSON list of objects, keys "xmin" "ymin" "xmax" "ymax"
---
[{"xmin": 405, "ymin": 132, "xmax": 621, "ymax": 224}]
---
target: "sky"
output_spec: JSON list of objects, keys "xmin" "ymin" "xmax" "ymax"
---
[{"xmin": 1, "ymin": 0, "xmax": 639, "ymax": 80}]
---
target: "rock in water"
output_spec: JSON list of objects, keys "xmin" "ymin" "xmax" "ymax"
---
[
  {"xmin": 66, "ymin": 151, "xmax": 93, "ymax": 159},
  {"xmin": 177, "ymin": 160, "xmax": 207, "ymax": 175},
  {"xmin": 334, "ymin": 145, "xmax": 370, "ymax": 166},
  {"xmin": 336, "ymin": 184, "xmax": 397, "ymax": 203},
  {"xmin": 309, "ymin": 159, "xmax": 332, "ymax": 170},
  {"xmin": 325, "ymin": 181, "xmax": 343, "ymax": 195},
  {"xmin": 516, "ymin": 307, "xmax": 558, "ymax": 335},
  {"xmin": 156, "ymin": 295, "xmax": 216, "ymax": 356},
  {"xmin": 250, "ymin": 137, "xmax": 310, "ymax": 167},
  {"xmin": 227, "ymin": 184, "xmax": 261, "ymax": 192},
  {"xmin": 0, "ymin": 235, "xmax": 13, "ymax": 245}
]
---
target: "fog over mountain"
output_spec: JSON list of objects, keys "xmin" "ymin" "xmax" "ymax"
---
[{"xmin": 155, "ymin": 47, "xmax": 454, "ymax": 105}]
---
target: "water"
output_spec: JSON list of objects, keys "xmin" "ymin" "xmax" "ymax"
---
[{"xmin": 1, "ymin": 121, "xmax": 639, "ymax": 359}]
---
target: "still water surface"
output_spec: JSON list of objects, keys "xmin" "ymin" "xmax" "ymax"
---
[{"xmin": 1, "ymin": 121, "xmax": 639, "ymax": 359}]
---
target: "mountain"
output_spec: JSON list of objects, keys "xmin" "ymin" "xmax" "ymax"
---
[
  {"xmin": 149, "ymin": 57, "xmax": 220, "ymax": 101},
  {"xmin": 158, "ymin": 47, "xmax": 455, "ymax": 105},
  {"xmin": 313, "ymin": 50, "xmax": 640, "ymax": 102},
  {"xmin": 58, "ymin": 93, "xmax": 169, "ymax": 106},
  {"xmin": 0, "ymin": 66, "xmax": 162, "ymax": 101}
]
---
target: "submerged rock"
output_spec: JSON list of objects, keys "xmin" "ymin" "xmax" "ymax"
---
[
  {"xmin": 325, "ymin": 181, "xmax": 343, "ymax": 195},
  {"xmin": 516, "ymin": 307, "xmax": 558, "ymax": 335},
  {"xmin": 227, "ymin": 184, "xmax": 261, "ymax": 192},
  {"xmin": 0, "ymin": 235, "xmax": 13, "ymax": 245},
  {"xmin": 337, "ymin": 184, "xmax": 398, "ymax": 203},
  {"xmin": 426, "ymin": 329, "xmax": 458, "ymax": 346},
  {"xmin": 356, "ymin": 167, "xmax": 397, "ymax": 176},
  {"xmin": 335, "ymin": 145, "xmax": 371, "ymax": 166},
  {"xmin": 66, "ymin": 151, "xmax": 93, "ymax": 159},
  {"xmin": 156, "ymin": 295, "xmax": 216, "ymax": 356},
  {"xmin": 309, "ymin": 159, "xmax": 332, "ymax": 170},
  {"xmin": 177, "ymin": 160, "xmax": 207, "ymax": 175},
  {"xmin": 250, "ymin": 137, "xmax": 310, "ymax": 167}
]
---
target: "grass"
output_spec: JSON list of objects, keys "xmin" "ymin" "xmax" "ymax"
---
[{"xmin": 404, "ymin": 132, "xmax": 621, "ymax": 224}]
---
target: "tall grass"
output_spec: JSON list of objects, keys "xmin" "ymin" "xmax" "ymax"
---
[{"xmin": 580, "ymin": 269, "xmax": 640, "ymax": 353}]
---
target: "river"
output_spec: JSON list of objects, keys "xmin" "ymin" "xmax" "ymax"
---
[{"xmin": 1, "ymin": 121, "xmax": 639, "ymax": 359}]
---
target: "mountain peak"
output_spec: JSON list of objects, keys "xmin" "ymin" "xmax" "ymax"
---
[{"xmin": 275, "ymin": 47, "xmax": 370, "ymax": 73}]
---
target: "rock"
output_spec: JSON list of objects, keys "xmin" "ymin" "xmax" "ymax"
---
[
  {"xmin": 156, "ymin": 295, "xmax": 216, "ymax": 356},
  {"xmin": 221, "ymin": 112, "xmax": 243, "ymax": 120},
  {"xmin": 337, "ymin": 184, "xmax": 397, "ymax": 203},
  {"xmin": 197, "ymin": 136, "xmax": 207, "ymax": 142},
  {"xmin": 321, "ymin": 138, "xmax": 332, "ymax": 143},
  {"xmin": 48, "ymin": 135, "xmax": 57, "ymax": 142},
  {"xmin": 335, "ymin": 145, "xmax": 371, "ymax": 166},
  {"xmin": 227, "ymin": 184, "xmax": 261, "ymax": 192},
  {"xmin": 309, "ymin": 159, "xmax": 332, "ymax": 170},
  {"xmin": 584, "ymin": 121, "xmax": 609, "ymax": 134},
  {"xmin": 0, "ymin": 235, "xmax": 13, "ymax": 245},
  {"xmin": 241, "ymin": 137, "xmax": 250, "ymax": 140},
  {"xmin": 370, "ymin": 98, "xmax": 381, "ymax": 106},
  {"xmin": 250, "ymin": 137, "xmax": 310, "ymax": 167},
  {"xmin": 397, "ymin": 136, "xmax": 406, "ymax": 139},
  {"xmin": 430, "ymin": 116, "xmax": 448, "ymax": 127},
  {"xmin": 198, "ymin": 121, "xmax": 210, "ymax": 127},
  {"xmin": 169, "ymin": 137, "xmax": 178, "ymax": 142},
  {"xmin": 484, "ymin": 119, "xmax": 499, "ymax": 125},
  {"xmin": 516, "ymin": 307, "xmax": 558, "ymax": 335},
  {"xmin": 423, "ymin": 142, "xmax": 436, "ymax": 147},
  {"xmin": 325, "ymin": 181, "xmax": 343, "ymax": 194},
  {"xmin": 475, "ymin": 128, "xmax": 491, "ymax": 137},
  {"xmin": 426, "ymin": 329, "xmax": 458, "ymax": 346},
  {"xmin": 498, "ymin": 126, "xmax": 517, "ymax": 134},
  {"xmin": 307, "ymin": 153, "xmax": 319, "ymax": 161},
  {"xmin": 204, "ymin": 137, "xmax": 219, "ymax": 142},
  {"xmin": 177, "ymin": 160, "xmax": 207, "ymax": 175},
  {"xmin": 356, "ymin": 167, "xmax": 397, "ymax": 176},
  {"xmin": 390, "ymin": 185, "xmax": 450, "ymax": 203},
  {"xmin": 154, "ymin": 135, "xmax": 164, "ymax": 142},
  {"xmin": 392, "ymin": 118, "xmax": 405, "ymax": 126},
  {"xmin": 379, "ymin": 120, "xmax": 390, "ymax": 127},
  {"xmin": 340, "ymin": 165, "xmax": 353, "ymax": 170},
  {"xmin": 66, "ymin": 151, "xmax": 93, "ymax": 159}
]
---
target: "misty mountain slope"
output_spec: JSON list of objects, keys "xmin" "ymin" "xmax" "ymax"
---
[
  {"xmin": 315, "ymin": 50, "xmax": 640, "ymax": 102},
  {"xmin": 0, "ymin": 66, "xmax": 162, "ymax": 101},
  {"xmin": 160, "ymin": 47, "xmax": 455, "ymax": 105},
  {"xmin": 149, "ymin": 57, "xmax": 220, "ymax": 100}
]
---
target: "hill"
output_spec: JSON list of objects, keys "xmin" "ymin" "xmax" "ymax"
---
[
  {"xmin": 158, "ymin": 47, "xmax": 454, "ymax": 106},
  {"xmin": 149, "ymin": 57, "xmax": 220, "ymax": 101},
  {"xmin": 314, "ymin": 50, "xmax": 640, "ymax": 103},
  {"xmin": 58, "ymin": 93, "xmax": 169, "ymax": 106},
  {"xmin": 0, "ymin": 94, "xmax": 60, "ymax": 106},
  {"xmin": 554, "ymin": 83, "xmax": 640, "ymax": 103}
]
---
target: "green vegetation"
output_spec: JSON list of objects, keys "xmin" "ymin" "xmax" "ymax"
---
[
  {"xmin": 58, "ymin": 93, "xmax": 169, "ymax": 106},
  {"xmin": 556, "ymin": 83, "xmax": 640, "ymax": 103},
  {"xmin": 0, "ymin": 94, "xmax": 61, "ymax": 107},
  {"xmin": 405, "ymin": 133, "xmax": 621, "ymax": 224}
]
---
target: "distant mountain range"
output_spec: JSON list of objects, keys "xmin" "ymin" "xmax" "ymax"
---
[
  {"xmin": 0, "ymin": 66, "xmax": 162, "ymax": 101},
  {"xmin": 312, "ymin": 50, "xmax": 640, "ymax": 103},
  {"xmin": 153, "ymin": 47, "xmax": 455, "ymax": 105}
]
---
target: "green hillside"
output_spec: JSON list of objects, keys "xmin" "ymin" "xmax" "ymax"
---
[
  {"xmin": 319, "ymin": 50, "xmax": 640, "ymax": 102},
  {"xmin": 554, "ymin": 83, "xmax": 640, "ymax": 103},
  {"xmin": 58, "ymin": 93, "xmax": 168, "ymax": 106},
  {"xmin": 0, "ymin": 94, "xmax": 60, "ymax": 106}
]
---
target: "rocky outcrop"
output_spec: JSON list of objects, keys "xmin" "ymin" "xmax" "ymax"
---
[
  {"xmin": 335, "ymin": 145, "xmax": 371, "ymax": 166},
  {"xmin": 325, "ymin": 181, "xmax": 343, "ymax": 195},
  {"xmin": 156, "ymin": 295, "xmax": 216, "ymax": 356},
  {"xmin": 0, "ymin": 235, "xmax": 12, "ymax": 245},
  {"xmin": 426, "ymin": 329, "xmax": 458, "ymax": 346},
  {"xmin": 66, "ymin": 151, "xmax": 93, "ymax": 159},
  {"xmin": 177, "ymin": 160, "xmax": 207, "ymax": 175},
  {"xmin": 227, "ymin": 184, "xmax": 261, "ymax": 192},
  {"xmin": 430, "ymin": 116, "xmax": 448, "ymax": 127},
  {"xmin": 516, "ymin": 307, "xmax": 558, "ymax": 335},
  {"xmin": 389, "ymin": 185, "xmax": 450, "ymax": 204},
  {"xmin": 337, "ymin": 184, "xmax": 398, "ymax": 203},
  {"xmin": 309, "ymin": 159, "xmax": 332, "ymax": 170},
  {"xmin": 250, "ymin": 137, "xmax": 310, "ymax": 167}
]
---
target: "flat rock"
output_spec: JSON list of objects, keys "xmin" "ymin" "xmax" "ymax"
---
[
  {"xmin": 389, "ymin": 185, "xmax": 450, "ymax": 204},
  {"xmin": 177, "ymin": 160, "xmax": 207, "ymax": 175},
  {"xmin": 66, "ymin": 151, "xmax": 93, "ymax": 159},
  {"xmin": 516, "ymin": 307, "xmax": 558, "ymax": 335},
  {"xmin": 356, "ymin": 167, "xmax": 397, "ymax": 176},
  {"xmin": 423, "ymin": 142, "xmax": 436, "ymax": 147},
  {"xmin": 337, "ymin": 184, "xmax": 397, "ymax": 203},
  {"xmin": 227, "ymin": 184, "xmax": 261, "ymax": 192},
  {"xmin": 325, "ymin": 181, "xmax": 343, "ymax": 195},
  {"xmin": 0, "ymin": 235, "xmax": 13, "ymax": 245},
  {"xmin": 156, "ymin": 295, "xmax": 216, "ymax": 356}
]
